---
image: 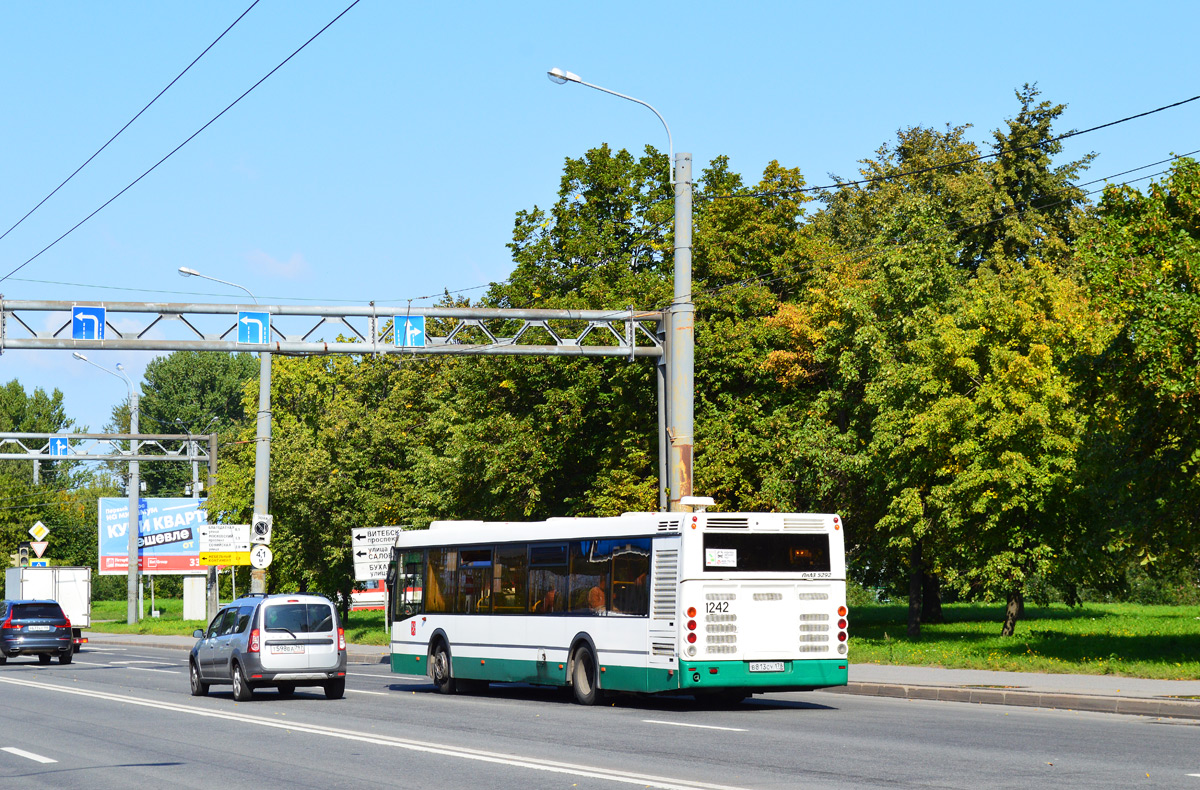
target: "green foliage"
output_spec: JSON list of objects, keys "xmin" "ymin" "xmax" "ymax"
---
[
  {"xmin": 1076, "ymin": 157, "xmax": 1200, "ymax": 573},
  {"xmin": 126, "ymin": 351, "xmax": 259, "ymax": 497}
]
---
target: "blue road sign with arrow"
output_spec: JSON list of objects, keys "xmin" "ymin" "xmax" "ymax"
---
[
  {"xmin": 50, "ymin": 437, "xmax": 69, "ymax": 456},
  {"xmin": 237, "ymin": 311, "xmax": 271, "ymax": 344},
  {"xmin": 72, "ymin": 306, "xmax": 106, "ymax": 340},
  {"xmin": 394, "ymin": 315, "xmax": 426, "ymax": 348}
]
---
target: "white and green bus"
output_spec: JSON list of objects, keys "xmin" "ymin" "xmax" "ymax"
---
[{"xmin": 386, "ymin": 508, "xmax": 848, "ymax": 704}]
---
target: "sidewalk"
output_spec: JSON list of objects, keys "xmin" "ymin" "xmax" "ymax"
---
[{"xmin": 81, "ymin": 631, "xmax": 1200, "ymax": 719}]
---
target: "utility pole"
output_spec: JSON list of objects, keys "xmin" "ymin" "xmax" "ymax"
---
[{"xmin": 668, "ymin": 152, "xmax": 694, "ymax": 510}]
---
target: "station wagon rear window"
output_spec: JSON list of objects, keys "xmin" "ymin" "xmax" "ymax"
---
[
  {"xmin": 702, "ymin": 533, "xmax": 831, "ymax": 573},
  {"xmin": 12, "ymin": 603, "xmax": 64, "ymax": 619},
  {"xmin": 265, "ymin": 603, "xmax": 335, "ymax": 633}
]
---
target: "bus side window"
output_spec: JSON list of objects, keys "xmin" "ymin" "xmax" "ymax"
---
[
  {"xmin": 529, "ymin": 544, "xmax": 568, "ymax": 614},
  {"xmin": 494, "ymin": 544, "xmax": 528, "ymax": 614},
  {"xmin": 612, "ymin": 539, "xmax": 651, "ymax": 616},
  {"xmin": 426, "ymin": 548, "xmax": 454, "ymax": 614}
]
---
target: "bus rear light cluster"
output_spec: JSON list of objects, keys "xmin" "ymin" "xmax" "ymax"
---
[
  {"xmin": 686, "ymin": 608, "xmax": 698, "ymax": 651},
  {"xmin": 837, "ymin": 606, "xmax": 849, "ymax": 650}
]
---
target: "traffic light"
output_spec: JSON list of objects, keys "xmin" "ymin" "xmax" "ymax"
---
[{"xmin": 18, "ymin": 542, "xmax": 31, "ymax": 567}]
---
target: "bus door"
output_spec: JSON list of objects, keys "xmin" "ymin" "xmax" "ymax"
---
[{"xmin": 392, "ymin": 551, "xmax": 424, "ymax": 621}]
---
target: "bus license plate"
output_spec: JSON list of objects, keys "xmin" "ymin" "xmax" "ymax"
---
[
  {"xmin": 271, "ymin": 645, "xmax": 305, "ymax": 654},
  {"xmin": 749, "ymin": 661, "xmax": 784, "ymax": 673}
]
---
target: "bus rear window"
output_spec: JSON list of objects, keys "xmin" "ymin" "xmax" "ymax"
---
[{"xmin": 702, "ymin": 533, "xmax": 831, "ymax": 573}]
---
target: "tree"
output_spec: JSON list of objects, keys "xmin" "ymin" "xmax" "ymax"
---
[
  {"xmin": 1076, "ymin": 156, "xmax": 1200, "ymax": 578},
  {"xmin": 112, "ymin": 352, "xmax": 259, "ymax": 497},
  {"xmin": 766, "ymin": 88, "xmax": 1098, "ymax": 635}
]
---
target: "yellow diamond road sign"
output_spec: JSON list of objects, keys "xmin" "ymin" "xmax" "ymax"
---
[{"xmin": 29, "ymin": 521, "xmax": 50, "ymax": 541}]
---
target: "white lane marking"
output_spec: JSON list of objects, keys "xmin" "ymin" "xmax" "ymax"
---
[
  {"xmin": 2, "ymin": 746, "xmax": 58, "ymax": 764},
  {"xmin": 643, "ymin": 720, "xmax": 748, "ymax": 732},
  {"xmin": 1187, "ymin": 773, "xmax": 1200, "ymax": 777},
  {"xmin": 345, "ymin": 688, "xmax": 390, "ymax": 696},
  {"xmin": 109, "ymin": 653, "xmax": 169, "ymax": 662},
  {"xmin": 0, "ymin": 676, "xmax": 749, "ymax": 790},
  {"xmin": 67, "ymin": 660, "xmax": 179, "ymax": 674}
]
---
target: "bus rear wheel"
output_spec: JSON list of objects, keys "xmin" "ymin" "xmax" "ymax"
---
[
  {"xmin": 571, "ymin": 645, "xmax": 601, "ymax": 705},
  {"xmin": 431, "ymin": 642, "xmax": 456, "ymax": 695}
]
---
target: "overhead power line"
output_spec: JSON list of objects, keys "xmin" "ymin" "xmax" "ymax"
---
[
  {"xmin": 701, "ymin": 93, "xmax": 1200, "ymax": 203},
  {"xmin": 0, "ymin": 0, "xmax": 363, "ymax": 286},
  {"xmin": 0, "ymin": 0, "xmax": 261, "ymax": 246}
]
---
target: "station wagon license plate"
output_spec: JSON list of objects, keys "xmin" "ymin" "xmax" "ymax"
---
[
  {"xmin": 270, "ymin": 645, "xmax": 305, "ymax": 654},
  {"xmin": 748, "ymin": 661, "xmax": 784, "ymax": 673},
  {"xmin": 27, "ymin": 625, "xmax": 52, "ymax": 631}
]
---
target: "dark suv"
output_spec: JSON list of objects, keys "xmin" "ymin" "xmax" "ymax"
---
[
  {"xmin": 0, "ymin": 600, "xmax": 74, "ymax": 664},
  {"xmin": 190, "ymin": 592, "xmax": 347, "ymax": 700}
]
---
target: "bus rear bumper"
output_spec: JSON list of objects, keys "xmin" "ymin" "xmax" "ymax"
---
[{"xmin": 677, "ymin": 658, "xmax": 848, "ymax": 692}]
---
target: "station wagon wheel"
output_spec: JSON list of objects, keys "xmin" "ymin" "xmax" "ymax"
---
[
  {"xmin": 231, "ymin": 662, "xmax": 254, "ymax": 701},
  {"xmin": 323, "ymin": 678, "xmax": 345, "ymax": 699},
  {"xmin": 58, "ymin": 651, "xmax": 72, "ymax": 665},
  {"xmin": 276, "ymin": 683, "xmax": 296, "ymax": 698},
  {"xmin": 0, "ymin": 656, "xmax": 6, "ymax": 665},
  {"xmin": 430, "ymin": 642, "xmax": 456, "ymax": 695},
  {"xmin": 571, "ymin": 645, "xmax": 600, "ymax": 706},
  {"xmin": 189, "ymin": 661, "xmax": 209, "ymax": 696}
]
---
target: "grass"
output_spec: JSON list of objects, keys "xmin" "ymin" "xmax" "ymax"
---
[
  {"xmin": 88, "ymin": 599, "xmax": 1200, "ymax": 680},
  {"xmin": 89, "ymin": 598, "xmax": 391, "ymax": 644},
  {"xmin": 850, "ymin": 602, "xmax": 1200, "ymax": 680}
]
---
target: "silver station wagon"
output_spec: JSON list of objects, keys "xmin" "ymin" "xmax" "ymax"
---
[{"xmin": 190, "ymin": 592, "xmax": 347, "ymax": 700}]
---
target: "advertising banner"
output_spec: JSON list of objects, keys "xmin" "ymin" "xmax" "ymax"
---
[{"xmin": 97, "ymin": 497, "xmax": 211, "ymax": 575}]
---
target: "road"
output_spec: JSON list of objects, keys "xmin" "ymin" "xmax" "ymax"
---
[{"xmin": 1, "ymin": 644, "xmax": 1198, "ymax": 789}]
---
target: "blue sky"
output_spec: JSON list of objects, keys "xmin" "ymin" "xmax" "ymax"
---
[{"xmin": 1, "ymin": 0, "xmax": 1197, "ymax": 435}]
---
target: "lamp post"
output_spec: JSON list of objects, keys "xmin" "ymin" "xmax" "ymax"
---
[
  {"xmin": 547, "ymin": 68, "xmax": 694, "ymax": 511},
  {"xmin": 73, "ymin": 352, "xmax": 140, "ymax": 624},
  {"xmin": 178, "ymin": 267, "xmax": 271, "ymax": 594}
]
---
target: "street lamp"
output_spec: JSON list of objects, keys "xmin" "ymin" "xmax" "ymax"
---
[
  {"xmin": 176, "ymin": 267, "xmax": 271, "ymax": 594},
  {"xmin": 73, "ymin": 352, "xmax": 141, "ymax": 625},
  {"xmin": 178, "ymin": 266, "xmax": 258, "ymax": 304},
  {"xmin": 547, "ymin": 68, "xmax": 694, "ymax": 512}
]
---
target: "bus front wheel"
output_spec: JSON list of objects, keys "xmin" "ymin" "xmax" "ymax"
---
[
  {"xmin": 431, "ymin": 642, "xmax": 456, "ymax": 695},
  {"xmin": 571, "ymin": 644, "xmax": 601, "ymax": 705}
]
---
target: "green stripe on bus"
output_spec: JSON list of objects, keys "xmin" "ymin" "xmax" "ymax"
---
[{"xmin": 391, "ymin": 652, "xmax": 846, "ymax": 694}]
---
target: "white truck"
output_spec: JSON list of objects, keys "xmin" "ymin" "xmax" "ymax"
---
[{"xmin": 4, "ymin": 566, "xmax": 92, "ymax": 651}]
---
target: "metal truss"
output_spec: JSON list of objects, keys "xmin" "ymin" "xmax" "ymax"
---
[
  {"xmin": 0, "ymin": 299, "xmax": 664, "ymax": 358},
  {"xmin": 0, "ymin": 433, "xmax": 210, "ymax": 463}
]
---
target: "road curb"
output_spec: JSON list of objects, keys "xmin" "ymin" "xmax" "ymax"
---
[{"xmin": 826, "ymin": 681, "xmax": 1200, "ymax": 720}]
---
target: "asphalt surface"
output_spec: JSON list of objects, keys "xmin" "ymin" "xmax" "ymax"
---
[{"xmin": 81, "ymin": 629, "xmax": 1200, "ymax": 720}]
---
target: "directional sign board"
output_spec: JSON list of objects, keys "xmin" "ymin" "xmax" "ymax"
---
[
  {"xmin": 50, "ymin": 437, "xmax": 70, "ymax": 456},
  {"xmin": 393, "ymin": 316, "xmax": 426, "ymax": 348},
  {"xmin": 237, "ymin": 311, "xmax": 271, "ymax": 344},
  {"xmin": 351, "ymin": 526, "xmax": 402, "ymax": 581},
  {"xmin": 72, "ymin": 306, "xmax": 106, "ymax": 340},
  {"xmin": 198, "ymin": 524, "xmax": 251, "ymax": 566}
]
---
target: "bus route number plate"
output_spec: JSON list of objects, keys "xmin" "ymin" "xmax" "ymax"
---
[{"xmin": 749, "ymin": 661, "xmax": 784, "ymax": 673}]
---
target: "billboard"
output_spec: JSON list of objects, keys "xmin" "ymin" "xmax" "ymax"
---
[{"xmin": 97, "ymin": 497, "xmax": 211, "ymax": 575}]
